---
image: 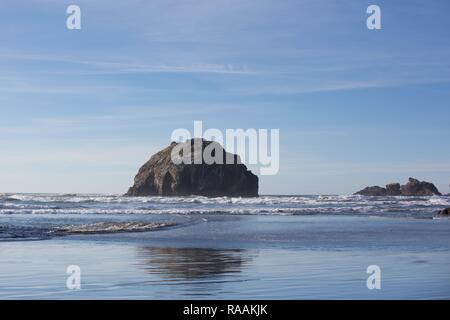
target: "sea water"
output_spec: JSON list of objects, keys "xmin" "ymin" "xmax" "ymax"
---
[{"xmin": 0, "ymin": 194, "xmax": 449, "ymax": 299}]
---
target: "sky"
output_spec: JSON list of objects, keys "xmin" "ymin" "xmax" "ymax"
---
[{"xmin": 0, "ymin": 0, "xmax": 450, "ymax": 195}]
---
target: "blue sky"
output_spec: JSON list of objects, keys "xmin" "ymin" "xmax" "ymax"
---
[{"xmin": 0, "ymin": 0, "xmax": 450, "ymax": 194}]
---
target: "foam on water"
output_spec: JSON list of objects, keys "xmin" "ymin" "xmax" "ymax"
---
[
  {"xmin": 1, "ymin": 193, "xmax": 449, "ymax": 216},
  {"xmin": 54, "ymin": 221, "xmax": 176, "ymax": 235},
  {"xmin": 1, "ymin": 193, "xmax": 449, "ymax": 240}
]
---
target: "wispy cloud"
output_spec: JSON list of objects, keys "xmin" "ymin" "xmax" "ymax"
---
[
  {"xmin": 223, "ymin": 76, "xmax": 450, "ymax": 96},
  {"xmin": 0, "ymin": 52, "xmax": 254, "ymax": 75},
  {"xmin": 287, "ymin": 162, "xmax": 450, "ymax": 176},
  {"xmin": 0, "ymin": 104, "xmax": 245, "ymax": 139}
]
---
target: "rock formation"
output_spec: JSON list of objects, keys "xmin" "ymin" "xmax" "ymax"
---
[
  {"xmin": 354, "ymin": 186, "xmax": 388, "ymax": 196},
  {"xmin": 386, "ymin": 183, "xmax": 401, "ymax": 196},
  {"xmin": 400, "ymin": 178, "xmax": 441, "ymax": 196},
  {"xmin": 355, "ymin": 178, "xmax": 442, "ymax": 196},
  {"xmin": 437, "ymin": 208, "xmax": 450, "ymax": 216},
  {"xmin": 126, "ymin": 139, "xmax": 259, "ymax": 197}
]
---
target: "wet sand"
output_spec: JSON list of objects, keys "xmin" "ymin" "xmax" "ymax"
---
[{"xmin": 1, "ymin": 215, "xmax": 450, "ymax": 299}]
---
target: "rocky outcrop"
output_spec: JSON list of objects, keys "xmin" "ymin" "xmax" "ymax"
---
[
  {"xmin": 354, "ymin": 186, "xmax": 388, "ymax": 196},
  {"xmin": 437, "ymin": 208, "xmax": 450, "ymax": 216},
  {"xmin": 355, "ymin": 178, "xmax": 442, "ymax": 196},
  {"xmin": 126, "ymin": 139, "xmax": 259, "ymax": 197},
  {"xmin": 400, "ymin": 178, "xmax": 442, "ymax": 196},
  {"xmin": 386, "ymin": 183, "xmax": 401, "ymax": 196}
]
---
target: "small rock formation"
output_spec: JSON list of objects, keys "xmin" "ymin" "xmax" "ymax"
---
[
  {"xmin": 126, "ymin": 139, "xmax": 259, "ymax": 197},
  {"xmin": 355, "ymin": 178, "xmax": 442, "ymax": 196},
  {"xmin": 354, "ymin": 186, "xmax": 388, "ymax": 196},
  {"xmin": 386, "ymin": 183, "xmax": 401, "ymax": 196},
  {"xmin": 437, "ymin": 208, "xmax": 450, "ymax": 215},
  {"xmin": 400, "ymin": 178, "xmax": 442, "ymax": 196}
]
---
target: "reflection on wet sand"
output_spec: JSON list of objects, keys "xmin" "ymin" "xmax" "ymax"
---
[{"xmin": 136, "ymin": 247, "xmax": 252, "ymax": 280}]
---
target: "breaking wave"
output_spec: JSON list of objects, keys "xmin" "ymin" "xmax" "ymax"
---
[
  {"xmin": 1, "ymin": 193, "xmax": 449, "ymax": 241},
  {"xmin": 0, "ymin": 193, "xmax": 449, "ymax": 217},
  {"xmin": 54, "ymin": 221, "xmax": 176, "ymax": 235}
]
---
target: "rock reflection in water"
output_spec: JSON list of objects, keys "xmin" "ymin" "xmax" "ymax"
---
[{"xmin": 136, "ymin": 247, "xmax": 250, "ymax": 280}]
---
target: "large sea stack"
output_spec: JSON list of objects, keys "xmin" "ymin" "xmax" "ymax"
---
[
  {"xmin": 126, "ymin": 139, "xmax": 259, "ymax": 197},
  {"xmin": 355, "ymin": 177, "xmax": 442, "ymax": 196}
]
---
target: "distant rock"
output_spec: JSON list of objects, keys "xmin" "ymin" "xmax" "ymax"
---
[
  {"xmin": 437, "ymin": 208, "xmax": 450, "ymax": 216},
  {"xmin": 126, "ymin": 139, "xmax": 259, "ymax": 197},
  {"xmin": 386, "ymin": 183, "xmax": 401, "ymax": 196},
  {"xmin": 400, "ymin": 178, "xmax": 442, "ymax": 196},
  {"xmin": 355, "ymin": 178, "xmax": 442, "ymax": 196},
  {"xmin": 354, "ymin": 186, "xmax": 387, "ymax": 196}
]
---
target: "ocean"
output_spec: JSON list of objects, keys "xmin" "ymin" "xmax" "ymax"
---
[{"xmin": 1, "ymin": 193, "xmax": 450, "ymax": 299}]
